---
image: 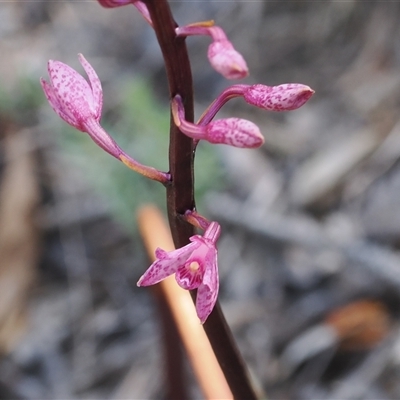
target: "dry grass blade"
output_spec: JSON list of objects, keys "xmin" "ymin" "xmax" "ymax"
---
[{"xmin": 0, "ymin": 131, "xmax": 40, "ymax": 353}]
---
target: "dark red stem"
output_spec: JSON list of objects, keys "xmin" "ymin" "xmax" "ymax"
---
[
  {"xmin": 144, "ymin": 1, "xmax": 258, "ymax": 398},
  {"xmin": 144, "ymin": 0, "xmax": 195, "ymax": 247}
]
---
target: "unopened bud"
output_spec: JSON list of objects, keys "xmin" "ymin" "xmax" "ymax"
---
[
  {"xmin": 244, "ymin": 83, "xmax": 314, "ymax": 111},
  {"xmin": 208, "ymin": 40, "xmax": 249, "ymax": 80},
  {"xmin": 206, "ymin": 118, "xmax": 264, "ymax": 148}
]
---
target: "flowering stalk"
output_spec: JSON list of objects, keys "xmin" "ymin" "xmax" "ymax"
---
[
  {"xmin": 144, "ymin": 0, "xmax": 258, "ymax": 398},
  {"xmin": 54, "ymin": 1, "xmax": 315, "ymax": 398}
]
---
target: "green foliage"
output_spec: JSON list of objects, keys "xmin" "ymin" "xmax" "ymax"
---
[{"xmin": 0, "ymin": 76, "xmax": 43, "ymax": 124}]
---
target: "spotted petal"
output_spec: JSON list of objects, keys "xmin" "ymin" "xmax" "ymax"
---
[
  {"xmin": 137, "ymin": 243, "xmax": 197, "ymax": 287},
  {"xmin": 196, "ymin": 244, "xmax": 219, "ymax": 323},
  {"xmin": 47, "ymin": 59, "xmax": 95, "ymax": 131}
]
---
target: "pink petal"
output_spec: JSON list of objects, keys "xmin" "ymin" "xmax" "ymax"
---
[
  {"xmin": 137, "ymin": 243, "xmax": 197, "ymax": 287},
  {"xmin": 40, "ymin": 78, "xmax": 79, "ymax": 129},
  {"xmin": 47, "ymin": 60, "xmax": 94, "ymax": 131},
  {"xmin": 137, "ymin": 258, "xmax": 177, "ymax": 287},
  {"xmin": 79, "ymin": 54, "xmax": 103, "ymax": 121},
  {"xmin": 206, "ymin": 118, "xmax": 264, "ymax": 148},
  {"xmin": 195, "ymin": 247, "xmax": 219, "ymax": 324}
]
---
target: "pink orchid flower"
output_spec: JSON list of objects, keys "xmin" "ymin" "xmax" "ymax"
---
[
  {"xmin": 40, "ymin": 54, "xmax": 124, "ymax": 160},
  {"xmin": 172, "ymin": 95, "xmax": 264, "ymax": 149},
  {"xmin": 41, "ymin": 54, "xmax": 169, "ymax": 183},
  {"xmin": 138, "ymin": 222, "xmax": 221, "ymax": 323}
]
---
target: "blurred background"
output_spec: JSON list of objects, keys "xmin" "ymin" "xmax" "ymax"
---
[{"xmin": 1, "ymin": 1, "xmax": 400, "ymax": 398}]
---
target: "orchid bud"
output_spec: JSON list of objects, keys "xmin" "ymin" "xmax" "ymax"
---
[
  {"xmin": 244, "ymin": 83, "xmax": 314, "ymax": 111},
  {"xmin": 41, "ymin": 55, "xmax": 126, "ymax": 159},
  {"xmin": 176, "ymin": 24, "xmax": 248, "ymax": 80},
  {"xmin": 207, "ymin": 40, "xmax": 249, "ymax": 80},
  {"xmin": 205, "ymin": 118, "xmax": 263, "ymax": 148}
]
